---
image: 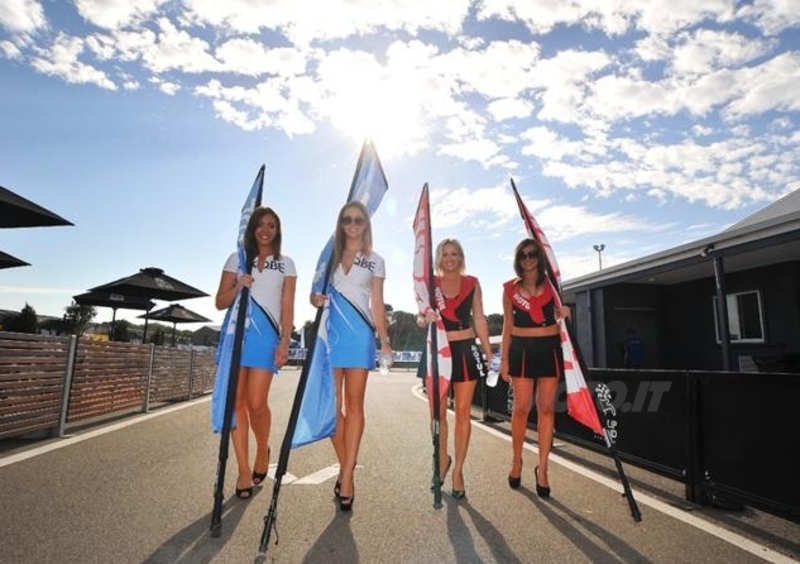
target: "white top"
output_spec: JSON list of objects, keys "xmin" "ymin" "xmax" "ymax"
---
[
  {"xmin": 331, "ymin": 251, "xmax": 385, "ymax": 324},
  {"xmin": 224, "ymin": 252, "xmax": 297, "ymax": 325}
]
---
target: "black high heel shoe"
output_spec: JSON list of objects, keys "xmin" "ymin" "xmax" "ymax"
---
[
  {"xmin": 339, "ymin": 493, "xmax": 355, "ymax": 511},
  {"xmin": 508, "ymin": 461, "xmax": 522, "ymax": 489},
  {"xmin": 535, "ymin": 466, "xmax": 551, "ymax": 499},
  {"xmin": 252, "ymin": 447, "xmax": 271, "ymax": 486},
  {"xmin": 334, "ymin": 476, "xmax": 342, "ymax": 498},
  {"xmin": 430, "ymin": 455, "xmax": 452, "ymax": 491}
]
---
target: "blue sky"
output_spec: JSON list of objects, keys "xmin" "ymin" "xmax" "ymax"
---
[{"xmin": 1, "ymin": 0, "xmax": 798, "ymax": 331}]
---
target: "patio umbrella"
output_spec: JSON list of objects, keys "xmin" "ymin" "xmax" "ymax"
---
[
  {"xmin": 0, "ymin": 185, "xmax": 73, "ymax": 228},
  {"xmin": 73, "ymin": 291, "xmax": 155, "ymax": 336},
  {"xmin": 0, "ymin": 250, "xmax": 30, "ymax": 269},
  {"xmin": 139, "ymin": 303, "xmax": 211, "ymax": 346},
  {"xmin": 89, "ymin": 267, "xmax": 208, "ymax": 341}
]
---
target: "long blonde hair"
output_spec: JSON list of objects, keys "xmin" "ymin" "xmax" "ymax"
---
[{"xmin": 333, "ymin": 201, "xmax": 373, "ymax": 267}]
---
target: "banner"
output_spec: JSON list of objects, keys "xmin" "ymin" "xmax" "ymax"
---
[
  {"xmin": 412, "ymin": 183, "xmax": 451, "ymax": 415},
  {"xmin": 210, "ymin": 166, "xmax": 264, "ymax": 433}
]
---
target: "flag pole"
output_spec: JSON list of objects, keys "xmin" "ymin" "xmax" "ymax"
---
[
  {"xmin": 421, "ymin": 184, "xmax": 445, "ymax": 508},
  {"xmin": 258, "ymin": 296, "xmax": 329, "ymax": 552},
  {"xmin": 258, "ymin": 141, "xmax": 388, "ymax": 555},
  {"xmin": 509, "ymin": 178, "xmax": 641, "ymax": 522},
  {"xmin": 210, "ymin": 165, "xmax": 265, "ymax": 537}
]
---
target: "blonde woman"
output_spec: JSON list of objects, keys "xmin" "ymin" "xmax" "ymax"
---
[{"xmin": 418, "ymin": 238, "xmax": 492, "ymax": 499}]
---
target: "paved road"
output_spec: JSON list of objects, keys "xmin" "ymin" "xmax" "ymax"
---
[{"xmin": 1, "ymin": 368, "xmax": 798, "ymax": 563}]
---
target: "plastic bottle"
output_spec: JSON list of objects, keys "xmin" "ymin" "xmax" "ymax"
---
[
  {"xmin": 379, "ymin": 351, "xmax": 393, "ymax": 375},
  {"xmin": 486, "ymin": 353, "xmax": 501, "ymax": 387}
]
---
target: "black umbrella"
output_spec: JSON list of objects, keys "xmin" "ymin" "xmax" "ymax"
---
[
  {"xmin": 73, "ymin": 291, "xmax": 155, "ymax": 336},
  {"xmin": 139, "ymin": 303, "xmax": 211, "ymax": 346},
  {"xmin": 89, "ymin": 267, "xmax": 208, "ymax": 341},
  {"xmin": 0, "ymin": 250, "xmax": 30, "ymax": 269},
  {"xmin": 0, "ymin": 185, "xmax": 73, "ymax": 228}
]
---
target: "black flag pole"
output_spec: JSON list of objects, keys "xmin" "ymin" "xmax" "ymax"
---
[
  {"xmin": 510, "ymin": 178, "xmax": 641, "ymax": 522},
  {"xmin": 258, "ymin": 142, "xmax": 385, "ymax": 555},
  {"xmin": 258, "ymin": 296, "xmax": 329, "ymax": 553},
  {"xmin": 210, "ymin": 166, "xmax": 265, "ymax": 537},
  {"xmin": 418, "ymin": 183, "xmax": 445, "ymax": 508}
]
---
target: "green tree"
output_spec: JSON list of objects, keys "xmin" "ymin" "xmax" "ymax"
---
[
  {"xmin": 487, "ymin": 313, "xmax": 504, "ymax": 337},
  {"xmin": 149, "ymin": 325, "xmax": 166, "ymax": 345},
  {"xmin": 388, "ymin": 310, "xmax": 425, "ymax": 351},
  {"xmin": 63, "ymin": 302, "xmax": 96, "ymax": 336},
  {"xmin": 7, "ymin": 303, "xmax": 39, "ymax": 334},
  {"xmin": 112, "ymin": 319, "xmax": 131, "ymax": 342}
]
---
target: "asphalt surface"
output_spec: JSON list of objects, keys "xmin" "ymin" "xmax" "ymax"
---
[{"xmin": 1, "ymin": 368, "xmax": 798, "ymax": 563}]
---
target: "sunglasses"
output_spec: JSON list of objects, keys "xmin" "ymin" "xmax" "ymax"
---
[
  {"xmin": 340, "ymin": 215, "xmax": 366, "ymax": 226},
  {"xmin": 518, "ymin": 250, "xmax": 539, "ymax": 260}
]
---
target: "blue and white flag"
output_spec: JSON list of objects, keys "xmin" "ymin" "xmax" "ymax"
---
[
  {"xmin": 211, "ymin": 166, "xmax": 265, "ymax": 433},
  {"xmin": 292, "ymin": 140, "xmax": 388, "ymax": 447}
]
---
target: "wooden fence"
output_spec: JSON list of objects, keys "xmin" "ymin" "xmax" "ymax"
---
[{"xmin": 0, "ymin": 331, "xmax": 217, "ymax": 440}]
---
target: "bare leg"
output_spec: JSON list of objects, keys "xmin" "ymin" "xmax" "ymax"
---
[
  {"xmin": 451, "ymin": 379, "xmax": 477, "ymax": 491},
  {"xmin": 247, "ymin": 368, "xmax": 274, "ymax": 476},
  {"xmin": 535, "ymin": 377, "xmax": 558, "ymax": 487},
  {"xmin": 510, "ymin": 378, "xmax": 534, "ymax": 478},
  {"xmin": 338, "ymin": 368, "xmax": 368, "ymax": 499},
  {"xmin": 330, "ymin": 368, "xmax": 346, "ymax": 477},
  {"xmin": 231, "ymin": 367, "xmax": 253, "ymax": 493}
]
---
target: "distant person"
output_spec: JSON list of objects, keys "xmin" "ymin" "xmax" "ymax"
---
[
  {"xmin": 310, "ymin": 201, "xmax": 391, "ymax": 511},
  {"xmin": 500, "ymin": 238, "xmax": 570, "ymax": 498},
  {"xmin": 417, "ymin": 238, "xmax": 493, "ymax": 499},
  {"xmin": 624, "ymin": 327, "xmax": 644, "ymax": 368},
  {"xmin": 215, "ymin": 206, "xmax": 297, "ymax": 499}
]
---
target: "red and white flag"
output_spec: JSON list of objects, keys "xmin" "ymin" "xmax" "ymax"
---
[
  {"xmin": 510, "ymin": 179, "xmax": 603, "ymax": 435},
  {"xmin": 412, "ymin": 184, "xmax": 451, "ymax": 415}
]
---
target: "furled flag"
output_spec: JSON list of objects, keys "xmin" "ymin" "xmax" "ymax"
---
[
  {"xmin": 210, "ymin": 166, "xmax": 265, "ymax": 433},
  {"xmin": 291, "ymin": 140, "xmax": 389, "ymax": 447},
  {"xmin": 412, "ymin": 183, "xmax": 452, "ymax": 416},
  {"xmin": 509, "ymin": 178, "xmax": 603, "ymax": 435}
]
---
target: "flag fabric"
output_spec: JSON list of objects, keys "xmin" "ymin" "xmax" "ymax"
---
[
  {"xmin": 210, "ymin": 166, "xmax": 264, "ymax": 433},
  {"xmin": 291, "ymin": 140, "xmax": 389, "ymax": 448},
  {"xmin": 510, "ymin": 178, "xmax": 603, "ymax": 436},
  {"xmin": 412, "ymin": 184, "xmax": 452, "ymax": 415}
]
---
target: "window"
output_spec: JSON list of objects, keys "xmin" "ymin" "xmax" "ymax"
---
[{"xmin": 713, "ymin": 290, "xmax": 764, "ymax": 343}]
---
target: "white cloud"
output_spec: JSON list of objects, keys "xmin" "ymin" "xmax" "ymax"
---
[
  {"xmin": 30, "ymin": 33, "xmax": 117, "ymax": 90},
  {"xmin": 74, "ymin": 0, "xmax": 169, "ymax": 30},
  {"xmin": 0, "ymin": 0, "xmax": 46, "ymax": 34}
]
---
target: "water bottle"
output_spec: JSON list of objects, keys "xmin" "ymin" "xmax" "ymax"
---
[
  {"xmin": 486, "ymin": 353, "xmax": 501, "ymax": 387},
  {"xmin": 379, "ymin": 351, "xmax": 393, "ymax": 375}
]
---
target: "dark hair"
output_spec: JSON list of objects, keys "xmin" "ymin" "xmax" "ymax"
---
[
  {"xmin": 244, "ymin": 206, "xmax": 282, "ymax": 261},
  {"xmin": 513, "ymin": 238, "xmax": 545, "ymax": 285}
]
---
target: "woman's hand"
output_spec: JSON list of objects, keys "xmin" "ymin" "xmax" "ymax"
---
[
  {"xmin": 310, "ymin": 293, "xmax": 327, "ymax": 308},
  {"xmin": 500, "ymin": 358, "xmax": 511, "ymax": 382},
  {"xmin": 416, "ymin": 310, "xmax": 437, "ymax": 327},
  {"xmin": 274, "ymin": 338, "xmax": 290, "ymax": 368},
  {"xmin": 557, "ymin": 305, "xmax": 571, "ymax": 320},
  {"xmin": 237, "ymin": 273, "xmax": 253, "ymax": 289}
]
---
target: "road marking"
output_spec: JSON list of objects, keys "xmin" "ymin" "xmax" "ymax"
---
[
  {"xmin": 411, "ymin": 384, "xmax": 798, "ymax": 564},
  {"xmin": 0, "ymin": 396, "xmax": 212, "ymax": 469}
]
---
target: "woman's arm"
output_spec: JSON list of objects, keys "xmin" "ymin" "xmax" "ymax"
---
[
  {"xmin": 275, "ymin": 275, "xmax": 297, "ymax": 367},
  {"xmin": 215, "ymin": 270, "xmax": 252, "ymax": 310},
  {"xmin": 371, "ymin": 276, "xmax": 392, "ymax": 352},
  {"xmin": 500, "ymin": 292, "xmax": 513, "ymax": 381},
  {"xmin": 471, "ymin": 280, "xmax": 493, "ymax": 361}
]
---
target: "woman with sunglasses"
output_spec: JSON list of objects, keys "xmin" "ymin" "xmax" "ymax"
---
[
  {"xmin": 500, "ymin": 238, "xmax": 569, "ymax": 498},
  {"xmin": 418, "ymin": 238, "xmax": 493, "ymax": 499},
  {"xmin": 215, "ymin": 206, "xmax": 297, "ymax": 499},
  {"xmin": 310, "ymin": 201, "xmax": 391, "ymax": 511}
]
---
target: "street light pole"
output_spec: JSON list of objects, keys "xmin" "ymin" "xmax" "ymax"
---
[{"xmin": 593, "ymin": 244, "xmax": 605, "ymax": 270}]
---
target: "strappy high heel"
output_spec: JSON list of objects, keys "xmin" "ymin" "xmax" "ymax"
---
[{"xmin": 430, "ymin": 455, "xmax": 452, "ymax": 491}]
